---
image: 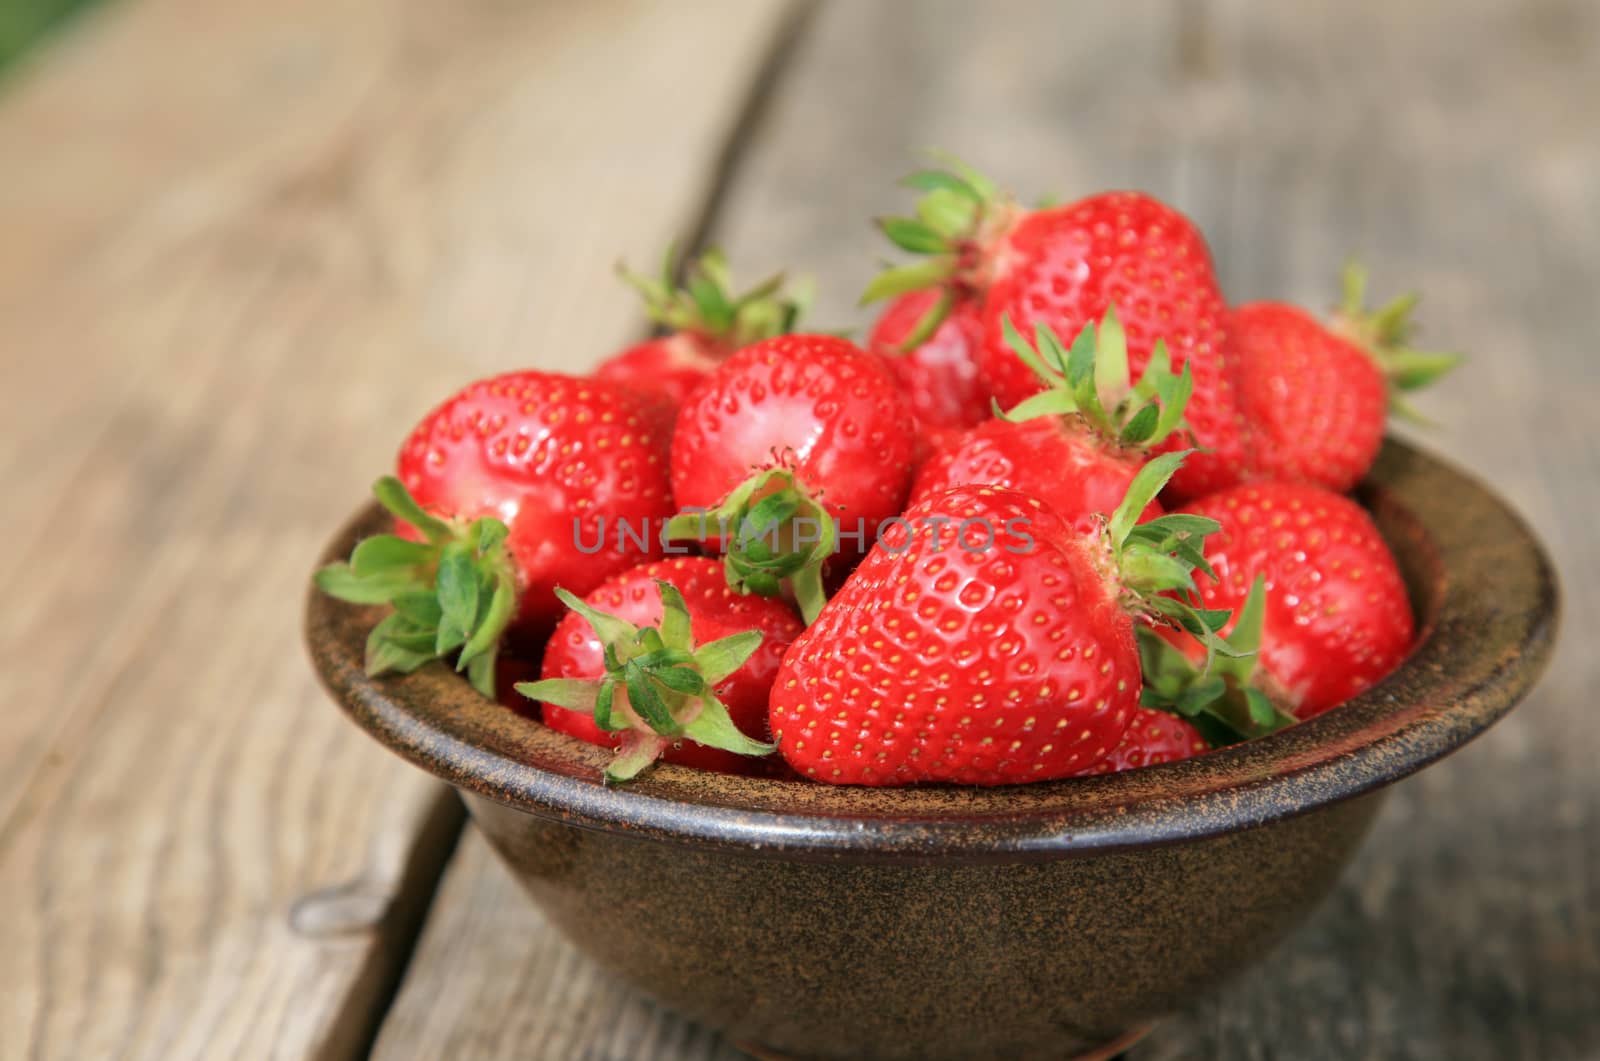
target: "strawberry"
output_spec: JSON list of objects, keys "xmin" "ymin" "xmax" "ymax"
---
[
  {"xmin": 1087, "ymin": 706, "xmax": 1209, "ymax": 774},
  {"xmin": 667, "ymin": 334, "xmax": 917, "ymax": 622},
  {"xmin": 769, "ymin": 453, "xmax": 1239, "ymax": 786},
  {"xmin": 910, "ymin": 308, "xmax": 1191, "ymax": 535},
  {"xmin": 866, "ymin": 289, "xmax": 990, "ymax": 453},
  {"xmin": 314, "ymin": 371, "xmax": 674, "ymax": 696},
  {"xmin": 1228, "ymin": 265, "xmax": 1461, "ymax": 492},
  {"xmin": 519, "ymin": 557, "xmax": 803, "ymax": 781},
  {"xmin": 1143, "ymin": 481, "xmax": 1415, "ymax": 723},
  {"xmin": 595, "ymin": 336, "xmax": 722, "ymax": 413},
  {"xmin": 594, "ymin": 248, "xmax": 805, "ymax": 411},
  {"xmin": 865, "ymin": 162, "xmax": 1247, "ymax": 501}
]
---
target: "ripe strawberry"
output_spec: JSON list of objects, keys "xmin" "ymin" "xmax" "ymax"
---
[
  {"xmin": 314, "ymin": 371, "xmax": 674, "ymax": 696},
  {"xmin": 667, "ymin": 334, "xmax": 917, "ymax": 622},
  {"xmin": 1087, "ymin": 707, "xmax": 1209, "ymax": 774},
  {"xmin": 910, "ymin": 308, "xmax": 1190, "ymax": 535},
  {"xmin": 1146, "ymin": 481, "xmax": 1415, "ymax": 722},
  {"xmin": 867, "ymin": 289, "xmax": 990, "ymax": 454},
  {"xmin": 594, "ymin": 248, "xmax": 805, "ymax": 411},
  {"xmin": 520, "ymin": 557, "xmax": 803, "ymax": 780},
  {"xmin": 595, "ymin": 336, "xmax": 721, "ymax": 413},
  {"xmin": 770, "ymin": 453, "xmax": 1239, "ymax": 785},
  {"xmin": 1229, "ymin": 265, "xmax": 1461, "ymax": 492},
  {"xmin": 865, "ymin": 162, "xmax": 1246, "ymax": 501}
]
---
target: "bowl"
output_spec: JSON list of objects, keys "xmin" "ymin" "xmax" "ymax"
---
[{"xmin": 305, "ymin": 437, "xmax": 1558, "ymax": 1061}]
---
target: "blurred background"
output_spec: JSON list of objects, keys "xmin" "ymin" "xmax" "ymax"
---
[{"xmin": 1, "ymin": 1, "xmax": 1595, "ymax": 1058}]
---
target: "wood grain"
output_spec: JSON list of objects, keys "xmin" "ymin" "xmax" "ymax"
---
[
  {"xmin": 374, "ymin": 831, "xmax": 750, "ymax": 1061},
  {"xmin": 376, "ymin": 1, "xmax": 1598, "ymax": 1059},
  {"xmin": 0, "ymin": 0, "xmax": 799, "ymax": 1056}
]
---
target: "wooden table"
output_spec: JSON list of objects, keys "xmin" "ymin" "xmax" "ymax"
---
[{"xmin": 2, "ymin": 1, "xmax": 1594, "ymax": 1057}]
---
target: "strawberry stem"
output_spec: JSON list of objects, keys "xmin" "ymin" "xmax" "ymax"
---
[
  {"xmin": 860, "ymin": 156, "xmax": 1021, "ymax": 332},
  {"xmin": 664, "ymin": 468, "xmax": 836, "ymax": 624},
  {"xmin": 1103, "ymin": 453, "xmax": 1247, "ymax": 665},
  {"xmin": 997, "ymin": 308, "xmax": 1193, "ymax": 450},
  {"xmin": 314, "ymin": 477, "xmax": 517, "ymax": 698},
  {"xmin": 1334, "ymin": 261, "xmax": 1462, "ymax": 420},
  {"xmin": 618, "ymin": 246, "xmax": 806, "ymax": 351},
  {"xmin": 517, "ymin": 581, "xmax": 775, "ymax": 783},
  {"xmin": 1137, "ymin": 575, "xmax": 1298, "ymax": 745}
]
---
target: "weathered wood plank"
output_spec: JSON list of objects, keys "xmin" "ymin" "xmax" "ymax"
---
[
  {"xmin": 0, "ymin": 0, "xmax": 800, "ymax": 1056},
  {"xmin": 374, "ymin": 830, "xmax": 751, "ymax": 1061},
  {"xmin": 374, "ymin": 0, "xmax": 1597, "ymax": 1057}
]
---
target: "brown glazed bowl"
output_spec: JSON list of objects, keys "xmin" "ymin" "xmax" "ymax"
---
[{"xmin": 306, "ymin": 438, "xmax": 1557, "ymax": 1061}]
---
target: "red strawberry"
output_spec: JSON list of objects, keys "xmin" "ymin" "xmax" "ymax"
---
[
  {"xmin": 1150, "ymin": 481, "xmax": 1415, "ymax": 721},
  {"xmin": 769, "ymin": 453, "xmax": 1238, "ymax": 785},
  {"xmin": 667, "ymin": 334, "xmax": 917, "ymax": 622},
  {"xmin": 910, "ymin": 309, "xmax": 1190, "ymax": 535},
  {"xmin": 314, "ymin": 371, "xmax": 674, "ymax": 696},
  {"xmin": 865, "ymin": 163, "xmax": 1247, "ymax": 501},
  {"xmin": 596, "ymin": 335, "xmax": 722, "ymax": 412},
  {"xmin": 594, "ymin": 248, "xmax": 805, "ymax": 412},
  {"xmin": 1228, "ymin": 265, "xmax": 1460, "ymax": 492},
  {"xmin": 915, "ymin": 418, "xmax": 1148, "ymax": 537},
  {"xmin": 522, "ymin": 557, "xmax": 803, "ymax": 780},
  {"xmin": 1087, "ymin": 707, "xmax": 1209, "ymax": 774},
  {"xmin": 867, "ymin": 289, "xmax": 990, "ymax": 453}
]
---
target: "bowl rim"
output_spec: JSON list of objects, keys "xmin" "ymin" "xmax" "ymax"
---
[{"xmin": 305, "ymin": 437, "xmax": 1559, "ymax": 864}]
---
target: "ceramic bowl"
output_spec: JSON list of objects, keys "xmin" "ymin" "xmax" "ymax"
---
[{"xmin": 305, "ymin": 438, "xmax": 1557, "ymax": 1061}]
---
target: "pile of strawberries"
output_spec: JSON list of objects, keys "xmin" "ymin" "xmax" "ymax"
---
[{"xmin": 318, "ymin": 162, "xmax": 1455, "ymax": 786}]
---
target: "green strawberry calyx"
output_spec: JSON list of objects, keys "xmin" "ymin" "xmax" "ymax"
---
[
  {"xmin": 516, "ymin": 581, "xmax": 775, "ymax": 783},
  {"xmin": 313, "ymin": 477, "xmax": 517, "ymax": 699},
  {"xmin": 619, "ymin": 246, "xmax": 807, "ymax": 352},
  {"xmin": 1102, "ymin": 452, "xmax": 1250, "ymax": 665},
  {"xmin": 859, "ymin": 155, "xmax": 1020, "ymax": 349},
  {"xmin": 1136, "ymin": 574, "xmax": 1299, "ymax": 746},
  {"xmin": 997, "ymin": 307, "xmax": 1194, "ymax": 450},
  {"xmin": 1334, "ymin": 261, "xmax": 1462, "ymax": 423},
  {"xmin": 663, "ymin": 467, "xmax": 835, "ymax": 625}
]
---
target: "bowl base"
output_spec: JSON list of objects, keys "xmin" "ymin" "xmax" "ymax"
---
[{"xmin": 734, "ymin": 1024, "xmax": 1151, "ymax": 1061}]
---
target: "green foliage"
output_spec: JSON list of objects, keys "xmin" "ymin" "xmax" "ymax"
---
[
  {"xmin": 1336, "ymin": 261, "xmax": 1462, "ymax": 418},
  {"xmin": 998, "ymin": 308, "xmax": 1193, "ymax": 452},
  {"xmin": 859, "ymin": 155, "xmax": 1010, "ymax": 341},
  {"xmin": 618, "ymin": 246, "xmax": 805, "ymax": 347},
  {"xmin": 664, "ymin": 468, "xmax": 835, "ymax": 624},
  {"xmin": 314, "ymin": 477, "xmax": 517, "ymax": 698},
  {"xmin": 516, "ymin": 578, "xmax": 774, "ymax": 783},
  {"xmin": 1137, "ymin": 575, "xmax": 1299, "ymax": 746}
]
